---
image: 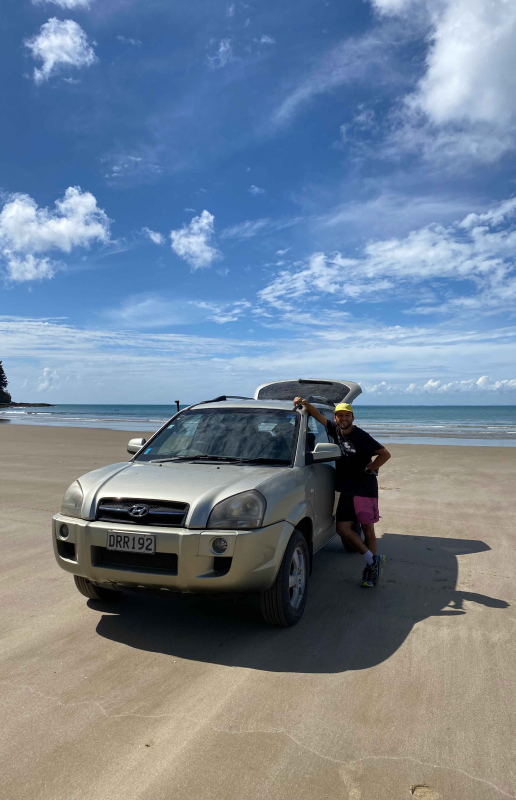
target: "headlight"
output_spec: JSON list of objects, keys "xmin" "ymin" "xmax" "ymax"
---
[
  {"xmin": 207, "ymin": 490, "xmax": 266, "ymax": 530},
  {"xmin": 60, "ymin": 480, "xmax": 84, "ymax": 519}
]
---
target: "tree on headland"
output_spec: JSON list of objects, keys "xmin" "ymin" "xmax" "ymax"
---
[{"xmin": 0, "ymin": 361, "xmax": 12, "ymax": 404}]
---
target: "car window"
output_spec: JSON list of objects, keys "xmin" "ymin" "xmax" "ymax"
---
[
  {"xmin": 305, "ymin": 416, "xmax": 329, "ymax": 453},
  {"xmin": 135, "ymin": 408, "xmax": 299, "ymax": 464},
  {"xmin": 155, "ymin": 413, "xmax": 202, "ymax": 455}
]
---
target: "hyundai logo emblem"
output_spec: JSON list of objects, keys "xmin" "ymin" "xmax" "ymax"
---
[{"xmin": 128, "ymin": 504, "xmax": 149, "ymax": 518}]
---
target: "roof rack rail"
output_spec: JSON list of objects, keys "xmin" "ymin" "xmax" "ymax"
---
[{"xmin": 190, "ymin": 395, "xmax": 253, "ymax": 408}]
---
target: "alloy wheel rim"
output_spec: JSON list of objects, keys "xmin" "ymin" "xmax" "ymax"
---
[{"xmin": 288, "ymin": 545, "xmax": 306, "ymax": 611}]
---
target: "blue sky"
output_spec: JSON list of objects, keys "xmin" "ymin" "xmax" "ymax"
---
[{"xmin": 1, "ymin": 0, "xmax": 516, "ymax": 404}]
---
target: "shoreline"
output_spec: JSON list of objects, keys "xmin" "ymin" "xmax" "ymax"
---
[
  {"xmin": 0, "ymin": 402, "xmax": 54, "ymax": 407},
  {"xmin": 1, "ymin": 420, "xmax": 515, "ymax": 448},
  {"xmin": 1, "ymin": 403, "xmax": 516, "ymax": 446}
]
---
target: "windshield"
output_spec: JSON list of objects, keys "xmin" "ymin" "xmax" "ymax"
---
[{"xmin": 135, "ymin": 408, "xmax": 299, "ymax": 464}]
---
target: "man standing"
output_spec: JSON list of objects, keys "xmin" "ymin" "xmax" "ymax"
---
[{"xmin": 293, "ymin": 397, "xmax": 391, "ymax": 587}]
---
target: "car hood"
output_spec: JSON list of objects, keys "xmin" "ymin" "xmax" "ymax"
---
[{"xmin": 79, "ymin": 460, "xmax": 289, "ymax": 527}]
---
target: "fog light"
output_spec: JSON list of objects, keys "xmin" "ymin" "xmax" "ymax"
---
[
  {"xmin": 212, "ymin": 537, "xmax": 228, "ymax": 554},
  {"xmin": 59, "ymin": 524, "xmax": 69, "ymax": 539}
]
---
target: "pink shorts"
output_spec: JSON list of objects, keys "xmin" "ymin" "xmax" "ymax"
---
[{"xmin": 336, "ymin": 494, "xmax": 379, "ymax": 525}]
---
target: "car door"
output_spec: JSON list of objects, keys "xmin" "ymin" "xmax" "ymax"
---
[
  {"xmin": 321, "ymin": 409, "xmax": 341, "ymax": 521},
  {"xmin": 305, "ymin": 415, "xmax": 336, "ymax": 550}
]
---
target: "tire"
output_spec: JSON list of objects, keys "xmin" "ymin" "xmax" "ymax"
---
[
  {"xmin": 73, "ymin": 575, "xmax": 122, "ymax": 602},
  {"xmin": 260, "ymin": 530, "xmax": 309, "ymax": 627}
]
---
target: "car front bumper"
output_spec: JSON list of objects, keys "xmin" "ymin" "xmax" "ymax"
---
[{"xmin": 52, "ymin": 514, "xmax": 294, "ymax": 593}]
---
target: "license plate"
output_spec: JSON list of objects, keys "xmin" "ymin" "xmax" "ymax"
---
[{"xmin": 106, "ymin": 532, "xmax": 156, "ymax": 554}]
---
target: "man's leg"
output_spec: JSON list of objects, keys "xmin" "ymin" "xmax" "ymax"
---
[
  {"xmin": 337, "ymin": 521, "xmax": 368, "ymax": 554},
  {"xmin": 353, "ymin": 498, "xmax": 385, "ymax": 587},
  {"xmin": 361, "ymin": 523, "xmax": 377, "ymax": 555}
]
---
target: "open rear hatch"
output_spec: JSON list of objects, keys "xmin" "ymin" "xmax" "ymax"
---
[{"xmin": 254, "ymin": 379, "xmax": 362, "ymax": 406}]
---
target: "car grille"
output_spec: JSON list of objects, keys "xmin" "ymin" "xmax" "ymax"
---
[
  {"xmin": 92, "ymin": 546, "xmax": 178, "ymax": 574},
  {"xmin": 96, "ymin": 497, "xmax": 188, "ymax": 527}
]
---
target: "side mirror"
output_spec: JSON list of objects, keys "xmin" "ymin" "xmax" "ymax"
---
[
  {"xmin": 311, "ymin": 442, "xmax": 341, "ymax": 463},
  {"xmin": 127, "ymin": 437, "xmax": 146, "ymax": 455}
]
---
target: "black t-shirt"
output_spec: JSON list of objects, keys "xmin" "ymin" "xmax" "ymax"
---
[{"xmin": 326, "ymin": 421, "xmax": 383, "ymax": 498}]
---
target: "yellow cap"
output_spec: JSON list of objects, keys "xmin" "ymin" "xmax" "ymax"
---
[{"xmin": 334, "ymin": 403, "xmax": 354, "ymax": 414}]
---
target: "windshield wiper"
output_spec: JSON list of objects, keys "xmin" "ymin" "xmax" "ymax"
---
[{"xmin": 150, "ymin": 454, "xmax": 241, "ymax": 464}]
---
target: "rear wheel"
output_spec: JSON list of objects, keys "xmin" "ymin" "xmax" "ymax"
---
[
  {"xmin": 260, "ymin": 530, "xmax": 309, "ymax": 627},
  {"xmin": 73, "ymin": 575, "xmax": 122, "ymax": 602}
]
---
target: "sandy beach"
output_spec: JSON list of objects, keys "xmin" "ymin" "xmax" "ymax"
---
[{"xmin": 1, "ymin": 424, "xmax": 514, "ymax": 800}]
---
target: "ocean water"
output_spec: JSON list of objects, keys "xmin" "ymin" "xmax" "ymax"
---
[{"xmin": 1, "ymin": 403, "xmax": 516, "ymax": 446}]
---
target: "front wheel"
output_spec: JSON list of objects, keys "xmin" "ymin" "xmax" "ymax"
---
[
  {"xmin": 260, "ymin": 530, "xmax": 309, "ymax": 627},
  {"xmin": 73, "ymin": 575, "xmax": 122, "ymax": 602}
]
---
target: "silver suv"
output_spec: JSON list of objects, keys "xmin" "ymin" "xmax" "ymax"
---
[{"xmin": 52, "ymin": 379, "xmax": 361, "ymax": 626}]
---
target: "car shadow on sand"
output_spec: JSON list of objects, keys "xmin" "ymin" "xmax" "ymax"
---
[{"xmin": 94, "ymin": 533, "xmax": 509, "ymax": 674}]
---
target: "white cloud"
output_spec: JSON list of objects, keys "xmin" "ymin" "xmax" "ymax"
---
[
  {"xmin": 257, "ymin": 35, "xmax": 276, "ymax": 45},
  {"xmin": 2, "ymin": 314, "xmax": 516, "ymax": 403},
  {"xmin": 248, "ymin": 185, "xmax": 266, "ymax": 195},
  {"xmin": 191, "ymin": 300, "xmax": 251, "ymax": 324},
  {"xmin": 274, "ymin": 29, "xmax": 395, "ymax": 124},
  {"xmin": 102, "ymin": 152, "xmax": 163, "ymax": 184},
  {"xmin": 0, "ymin": 187, "xmax": 110, "ymax": 282},
  {"xmin": 370, "ymin": 0, "xmax": 516, "ymax": 160},
  {"xmin": 141, "ymin": 227, "xmax": 165, "ymax": 245},
  {"xmin": 459, "ymin": 197, "xmax": 516, "ymax": 230},
  {"xmin": 32, "ymin": 0, "xmax": 92, "ymax": 8},
  {"xmin": 25, "ymin": 18, "xmax": 97, "ymax": 84},
  {"xmin": 226, "ymin": 3, "xmax": 235, "ymax": 17},
  {"xmin": 353, "ymin": 105, "xmax": 376, "ymax": 129},
  {"xmin": 259, "ymin": 197, "xmax": 516, "ymax": 315},
  {"xmin": 221, "ymin": 219, "xmax": 271, "ymax": 240},
  {"xmin": 338, "ymin": 104, "xmax": 377, "ymax": 145},
  {"xmin": 422, "ymin": 376, "xmax": 516, "ymax": 394},
  {"xmin": 318, "ymin": 193, "xmax": 475, "ymax": 239},
  {"xmin": 411, "ymin": 0, "xmax": 516, "ymax": 128},
  {"xmin": 102, "ymin": 295, "xmax": 250, "ymax": 329},
  {"xmin": 170, "ymin": 210, "xmax": 221, "ymax": 270},
  {"xmin": 102, "ymin": 295, "xmax": 216, "ymax": 328},
  {"xmin": 38, "ymin": 367, "xmax": 60, "ymax": 392},
  {"xmin": 365, "ymin": 375, "xmax": 516, "ymax": 394},
  {"xmin": 207, "ymin": 39, "xmax": 234, "ymax": 69},
  {"xmin": 0, "ymin": 315, "xmax": 265, "ymax": 402},
  {"xmin": 371, "ymin": 0, "xmax": 412, "ymax": 11},
  {"xmin": 220, "ymin": 216, "xmax": 301, "ymax": 240},
  {"xmin": 386, "ymin": 116, "xmax": 516, "ymax": 165},
  {"xmin": 117, "ymin": 35, "xmax": 141, "ymax": 46}
]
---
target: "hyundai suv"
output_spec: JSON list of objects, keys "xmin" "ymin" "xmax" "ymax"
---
[{"xmin": 52, "ymin": 379, "xmax": 361, "ymax": 626}]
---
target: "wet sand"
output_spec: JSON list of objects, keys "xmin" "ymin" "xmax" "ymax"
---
[{"xmin": 1, "ymin": 425, "xmax": 514, "ymax": 800}]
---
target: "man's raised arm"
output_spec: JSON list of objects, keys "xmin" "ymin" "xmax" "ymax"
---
[{"xmin": 293, "ymin": 397, "xmax": 328, "ymax": 427}]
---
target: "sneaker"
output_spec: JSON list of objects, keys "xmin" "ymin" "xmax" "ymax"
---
[
  {"xmin": 361, "ymin": 555, "xmax": 386, "ymax": 587},
  {"xmin": 361, "ymin": 564, "xmax": 374, "ymax": 588}
]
